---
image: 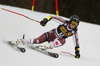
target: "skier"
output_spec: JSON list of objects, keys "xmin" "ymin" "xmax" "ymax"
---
[{"xmin": 11, "ymin": 15, "xmax": 80, "ymax": 58}]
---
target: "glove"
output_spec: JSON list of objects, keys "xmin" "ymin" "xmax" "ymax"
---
[
  {"xmin": 40, "ymin": 18, "xmax": 49, "ymax": 26},
  {"xmin": 75, "ymin": 46, "xmax": 80, "ymax": 58},
  {"xmin": 40, "ymin": 16, "xmax": 52, "ymax": 26}
]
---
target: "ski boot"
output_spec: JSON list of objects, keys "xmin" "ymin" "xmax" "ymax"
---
[
  {"xmin": 37, "ymin": 43, "xmax": 53, "ymax": 50},
  {"xmin": 9, "ymin": 39, "xmax": 24, "ymax": 45}
]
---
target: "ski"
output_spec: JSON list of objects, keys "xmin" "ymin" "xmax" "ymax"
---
[
  {"xmin": 7, "ymin": 41, "xmax": 26, "ymax": 53},
  {"xmin": 6, "ymin": 34, "xmax": 58, "ymax": 58},
  {"xmin": 7, "ymin": 40, "xmax": 59, "ymax": 58},
  {"xmin": 32, "ymin": 46, "xmax": 59, "ymax": 58}
]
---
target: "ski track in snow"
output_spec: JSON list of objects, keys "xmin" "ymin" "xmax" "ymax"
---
[{"xmin": 0, "ymin": 5, "xmax": 100, "ymax": 66}]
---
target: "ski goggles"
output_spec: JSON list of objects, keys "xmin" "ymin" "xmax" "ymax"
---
[{"xmin": 71, "ymin": 21, "xmax": 78, "ymax": 27}]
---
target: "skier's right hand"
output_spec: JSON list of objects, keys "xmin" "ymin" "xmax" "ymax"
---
[
  {"xmin": 40, "ymin": 18, "xmax": 48, "ymax": 26},
  {"xmin": 40, "ymin": 16, "xmax": 52, "ymax": 26}
]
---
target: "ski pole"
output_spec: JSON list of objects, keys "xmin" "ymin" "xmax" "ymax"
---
[
  {"xmin": 0, "ymin": 7, "xmax": 40, "ymax": 23},
  {"xmin": 60, "ymin": 51, "xmax": 75, "ymax": 56}
]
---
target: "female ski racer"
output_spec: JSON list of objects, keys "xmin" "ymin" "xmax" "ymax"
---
[{"xmin": 12, "ymin": 15, "xmax": 80, "ymax": 58}]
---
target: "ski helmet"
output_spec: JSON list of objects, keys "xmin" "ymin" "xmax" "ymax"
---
[{"xmin": 69, "ymin": 15, "xmax": 80, "ymax": 27}]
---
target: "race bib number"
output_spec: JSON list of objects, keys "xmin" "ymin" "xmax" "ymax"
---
[{"xmin": 60, "ymin": 26, "xmax": 72, "ymax": 37}]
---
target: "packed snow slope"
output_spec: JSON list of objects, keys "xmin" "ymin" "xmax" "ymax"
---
[{"xmin": 0, "ymin": 5, "xmax": 100, "ymax": 66}]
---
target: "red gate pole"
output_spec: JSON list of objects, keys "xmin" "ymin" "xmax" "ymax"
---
[
  {"xmin": 32, "ymin": 0, "xmax": 35, "ymax": 11},
  {"xmin": 55, "ymin": 0, "xmax": 59, "ymax": 16}
]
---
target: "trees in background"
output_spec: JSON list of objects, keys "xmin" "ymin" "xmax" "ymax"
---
[{"xmin": 0, "ymin": 0, "xmax": 99, "ymax": 24}]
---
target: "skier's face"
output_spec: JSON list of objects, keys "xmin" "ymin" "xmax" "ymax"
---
[
  {"xmin": 70, "ymin": 23, "xmax": 76, "ymax": 29},
  {"xmin": 70, "ymin": 21, "xmax": 78, "ymax": 29}
]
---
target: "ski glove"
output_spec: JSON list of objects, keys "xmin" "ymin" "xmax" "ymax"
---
[
  {"xmin": 75, "ymin": 46, "xmax": 80, "ymax": 58},
  {"xmin": 40, "ymin": 16, "xmax": 52, "ymax": 26}
]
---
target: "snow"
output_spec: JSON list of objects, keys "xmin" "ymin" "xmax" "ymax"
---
[{"xmin": 0, "ymin": 4, "xmax": 100, "ymax": 66}]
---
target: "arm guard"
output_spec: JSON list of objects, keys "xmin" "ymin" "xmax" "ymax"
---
[{"xmin": 73, "ymin": 31, "xmax": 79, "ymax": 46}]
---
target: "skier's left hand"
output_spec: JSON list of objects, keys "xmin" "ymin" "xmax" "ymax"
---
[
  {"xmin": 75, "ymin": 50, "xmax": 80, "ymax": 58},
  {"xmin": 75, "ymin": 46, "xmax": 80, "ymax": 58}
]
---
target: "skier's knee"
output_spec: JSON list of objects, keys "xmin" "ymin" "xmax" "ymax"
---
[{"xmin": 45, "ymin": 32, "xmax": 49, "ymax": 41}]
